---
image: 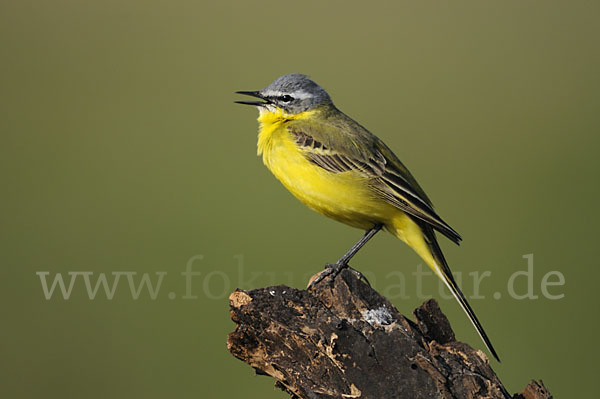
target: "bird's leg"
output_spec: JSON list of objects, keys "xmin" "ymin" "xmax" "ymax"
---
[
  {"xmin": 309, "ymin": 223, "xmax": 383, "ymax": 288},
  {"xmin": 335, "ymin": 223, "xmax": 383, "ymax": 266}
]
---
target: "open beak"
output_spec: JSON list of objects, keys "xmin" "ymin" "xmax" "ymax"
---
[{"xmin": 234, "ymin": 91, "xmax": 271, "ymax": 106}]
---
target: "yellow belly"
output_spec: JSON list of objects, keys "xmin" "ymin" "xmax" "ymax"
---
[{"xmin": 259, "ymin": 124, "xmax": 398, "ymax": 230}]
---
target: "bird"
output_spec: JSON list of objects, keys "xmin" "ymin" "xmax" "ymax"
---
[{"xmin": 235, "ymin": 73, "xmax": 499, "ymax": 361}]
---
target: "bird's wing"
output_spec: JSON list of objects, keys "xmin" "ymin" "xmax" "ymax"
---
[{"xmin": 287, "ymin": 117, "xmax": 462, "ymax": 244}]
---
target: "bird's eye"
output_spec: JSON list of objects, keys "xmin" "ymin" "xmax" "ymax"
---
[{"xmin": 279, "ymin": 95, "xmax": 293, "ymax": 103}]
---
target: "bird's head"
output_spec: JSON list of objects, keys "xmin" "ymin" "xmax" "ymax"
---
[{"xmin": 236, "ymin": 73, "xmax": 332, "ymax": 115}]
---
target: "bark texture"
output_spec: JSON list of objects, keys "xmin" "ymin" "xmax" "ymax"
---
[{"xmin": 227, "ymin": 269, "xmax": 552, "ymax": 399}]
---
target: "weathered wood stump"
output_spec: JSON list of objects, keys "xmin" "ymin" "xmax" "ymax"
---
[{"xmin": 227, "ymin": 269, "xmax": 551, "ymax": 399}]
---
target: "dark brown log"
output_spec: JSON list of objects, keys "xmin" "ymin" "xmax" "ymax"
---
[{"xmin": 227, "ymin": 269, "xmax": 552, "ymax": 399}]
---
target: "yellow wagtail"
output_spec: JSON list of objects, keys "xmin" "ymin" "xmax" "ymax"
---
[{"xmin": 235, "ymin": 73, "xmax": 499, "ymax": 361}]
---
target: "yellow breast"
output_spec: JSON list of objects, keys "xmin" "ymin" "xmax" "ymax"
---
[{"xmin": 255, "ymin": 109, "xmax": 399, "ymax": 229}]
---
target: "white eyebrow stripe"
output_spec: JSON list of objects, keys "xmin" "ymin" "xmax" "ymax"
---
[
  {"xmin": 293, "ymin": 91, "xmax": 313, "ymax": 100},
  {"xmin": 261, "ymin": 90, "xmax": 313, "ymax": 100},
  {"xmin": 261, "ymin": 90, "xmax": 283, "ymax": 97}
]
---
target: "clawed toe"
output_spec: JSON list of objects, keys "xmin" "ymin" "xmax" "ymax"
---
[
  {"xmin": 308, "ymin": 262, "xmax": 347, "ymax": 289},
  {"xmin": 346, "ymin": 266, "xmax": 371, "ymax": 287}
]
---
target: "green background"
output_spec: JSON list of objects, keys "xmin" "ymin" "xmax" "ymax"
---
[{"xmin": 2, "ymin": 1, "xmax": 598, "ymax": 397}]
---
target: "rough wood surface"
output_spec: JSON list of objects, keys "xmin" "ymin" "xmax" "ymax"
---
[{"xmin": 227, "ymin": 269, "xmax": 552, "ymax": 399}]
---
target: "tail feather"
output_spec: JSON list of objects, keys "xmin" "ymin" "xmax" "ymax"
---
[
  {"xmin": 387, "ymin": 212, "xmax": 500, "ymax": 361},
  {"xmin": 422, "ymin": 224, "xmax": 500, "ymax": 362}
]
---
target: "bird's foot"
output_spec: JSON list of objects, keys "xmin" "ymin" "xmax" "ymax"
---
[
  {"xmin": 347, "ymin": 266, "xmax": 371, "ymax": 287},
  {"xmin": 308, "ymin": 262, "xmax": 344, "ymax": 288},
  {"xmin": 308, "ymin": 262, "xmax": 370, "ymax": 289}
]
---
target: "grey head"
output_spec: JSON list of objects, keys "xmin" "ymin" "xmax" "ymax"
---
[{"xmin": 236, "ymin": 73, "xmax": 333, "ymax": 114}]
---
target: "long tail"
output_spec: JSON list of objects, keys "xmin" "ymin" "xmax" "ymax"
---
[
  {"xmin": 422, "ymin": 224, "xmax": 500, "ymax": 361},
  {"xmin": 388, "ymin": 214, "xmax": 500, "ymax": 361}
]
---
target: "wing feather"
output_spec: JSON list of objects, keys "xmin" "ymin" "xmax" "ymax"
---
[{"xmin": 287, "ymin": 116, "xmax": 462, "ymax": 244}]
